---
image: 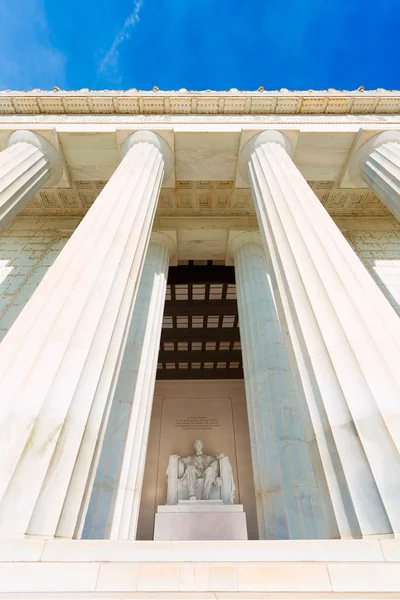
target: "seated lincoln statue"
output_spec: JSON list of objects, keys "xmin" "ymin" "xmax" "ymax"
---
[{"xmin": 166, "ymin": 439, "xmax": 235, "ymax": 504}]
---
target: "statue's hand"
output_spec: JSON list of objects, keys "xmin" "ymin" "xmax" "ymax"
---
[{"xmin": 217, "ymin": 453, "xmax": 225, "ymax": 459}]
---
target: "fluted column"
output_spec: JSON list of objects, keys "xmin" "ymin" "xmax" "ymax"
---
[
  {"xmin": 82, "ymin": 232, "xmax": 174, "ymax": 540},
  {"xmin": 0, "ymin": 131, "xmax": 172, "ymax": 539},
  {"xmin": 0, "ymin": 130, "xmax": 62, "ymax": 229},
  {"xmin": 240, "ymin": 131, "xmax": 400, "ymax": 538},
  {"xmin": 228, "ymin": 231, "xmax": 333, "ymax": 540},
  {"xmin": 350, "ymin": 131, "xmax": 400, "ymax": 220}
]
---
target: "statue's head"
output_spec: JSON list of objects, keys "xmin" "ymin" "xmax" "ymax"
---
[{"xmin": 194, "ymin": 439, "xmax": 204, "ymax": 454}]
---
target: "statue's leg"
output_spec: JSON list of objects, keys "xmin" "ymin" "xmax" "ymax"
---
[
  {"xmin": 203, "ymin": 465, "xmax": 217, "ymax": 500},
  {"xmin": 185, "ymin": 465, "xmax": 197, "ymax": 500}
]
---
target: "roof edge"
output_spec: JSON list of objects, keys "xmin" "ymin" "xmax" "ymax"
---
[{"xmin": 1, "ymin": 89, "xmax": 400, "ymax": 116}]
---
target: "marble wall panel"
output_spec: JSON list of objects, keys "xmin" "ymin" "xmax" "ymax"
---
[
  {"xmin": 0, "ymin": 216, "xmax": 77, "ymax": 341},
  {"xmin": 344, "ymin": 228, "xmax": 400, "ymax": 317}
]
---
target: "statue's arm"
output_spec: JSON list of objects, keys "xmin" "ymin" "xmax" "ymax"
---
[
  {"xmin": 219, "ymin": 455, "xmax": 235, "ymax": 504},
  {"xmin": 166, "ymin": 454, "xmax": 179, "ymax": 476},
  {"xmin": 209, "ymin": 453, "xmax": 225, "ymax": 465},
  {"xmin": 166, "ymin": 455, "xmax": 185, "ymax": 479}
]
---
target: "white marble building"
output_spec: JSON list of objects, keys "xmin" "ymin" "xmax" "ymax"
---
[{"xmin": 1, "ymin": 88, "xmax": 400, "ymax": 597}]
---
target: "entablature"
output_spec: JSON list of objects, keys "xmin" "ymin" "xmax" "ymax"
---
[{"xmin": 1, "ymin": 90, "xmax": 400, "ymax": 220}]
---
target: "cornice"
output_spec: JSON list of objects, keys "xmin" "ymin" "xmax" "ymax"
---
[{"xmin": 1, "ymin": 89, "xmax": 400, "ymax": 116}]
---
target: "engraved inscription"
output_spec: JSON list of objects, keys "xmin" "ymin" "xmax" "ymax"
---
[{"xmin": 175, "ymin": 416, "xmax": 220, "ymax": 430}]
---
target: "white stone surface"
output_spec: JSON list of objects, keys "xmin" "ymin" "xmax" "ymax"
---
[
  {"xmin": 0, "ymin": 216, "xmax": 76, "ymax": 342},
  {"xmin": 329, "ymin": 563, "xmax": 400, "ymax": 592},
  {"xmin": 340, "ymin": 218, "xmax": 400, "ymax": 318},
  {"xmin": 229, "ymin": 231, "xmax": 334, "ymax": 540},
  {"xmin": 0, "ymin": 562, "xmax": 99, "ymax": 592},
  {"xmin": 0, "ymin": 131, "xmax": 171, "ymax": 539},
  {"xmin": 350, "ymin": 131, "xmax": 400, "ymax": 220},
  {"xmin": 236, "ymin": 563, "xmax": 330, "ymax": 592},
  {"xmin": 0, "ymin": 538, "xmax": 397, "ymax": 594},
  {"xmin": 380, "ymin": 539, "xmax": 400, "ymax": 561},
  {"xmin": 154, "ymin": 504, "xmax": 248, "ymax": 541},
  {"xmin": 240, "ymin": 130, "xmax": 400, "ymax": 539},
  {"xmin": 159, "ymin": 501, "xmax": 243, "ymax": 512},
  {"xmin": 83, "ymin": 235, "xmax": 172, "ymax": 540},
  {"xmin": 0, "ymin": 130, "xmax": 61, "ymax": 231},
  {"xmin": 10, "ymin": 538, "xmax": 388, "ymax": 563},
  {"xmin": 5, "ymin": 553, "xmax": 400, "ymax": 594},
  {"xmin": 0, "ymin": 540, "xmax": 45, "ymax": 561}
]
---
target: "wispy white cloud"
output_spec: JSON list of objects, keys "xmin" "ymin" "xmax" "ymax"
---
[
  {"xmin": 98, "ymin": 0, "xmax": 143, "ymax": 81},
  {"xmin": 0, "ymin": 0, "xmax": 65, "ymax": 91}
]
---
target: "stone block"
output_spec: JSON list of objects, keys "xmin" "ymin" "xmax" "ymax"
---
[
  {"xmin": 329, "ymin": 563, "xmax": 400, "ymax": 592},
  {"xmin": 179, "ymin": 563, "xmax": 195, "ymax": 591},
  {"xmin": 97, "ymin": 562, "xmax": 139, "ymax": 591},
  {"xmin": 154, "ymin": 504, "xmax": 248, "ymax": 540},
  {"xmin": 380, "ymin": 539, "xmax": 400, "ymax": 561},
  {"xmin": 137, "ymin": 564, "xmax": 181, "ymax": 591},
  {"xmin": 0, "ymin": 541, "xmax": 45, "ymax": 562},
  {"xmin": 209, "ymin": 564, "xmax": 238, "ymax": 591},
  {"xmin": 236, "ymin": 563, "xmax": 331, "ymax": 592},
  {"xmin": 0, "ymin": 563, "xmax": 99, "ymax": 593},
  {"xmin": 194, "ymin": 563, "xmax": 210, "ymax": 591}
]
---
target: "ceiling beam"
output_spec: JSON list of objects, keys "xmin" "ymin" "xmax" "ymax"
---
[
  {"xmin": 157, "ymin": 368, "xmax": 244, "ymax": 380},
  {"xmin": 159, "ymin": 350, "xmax": 242, "ymax": 363},
  {"xmin": 168, "ymin": 266, "xmax": 235, "ymax": 285},
  {"xmin": 163, "ymin": 300, "xmax": 238, "ymax": 317},
  {"xmin": 161, "ymin": 327, "xmax": 241, "ymax": 342}
]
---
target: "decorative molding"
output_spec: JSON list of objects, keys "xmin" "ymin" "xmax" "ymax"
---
[
  {"xmin": 19, "ymin": 179, "xmax": 390, "ymax": 218},
  {"xmin": 308, "ymin": 181, "xmax": 391, "ymax": 216},
  {"xmin": 1, "ymin": 90, "xmax": 400, "ymax": 116}
]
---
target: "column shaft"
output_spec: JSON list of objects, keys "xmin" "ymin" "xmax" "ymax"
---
[
  {"xmin": 243, "ymin": 132, "xmax": 400, "ymax": 538},
  {"xmin": 0, "ymin": 131, "xmax": 169, "ymax": 539},
  {"xmin": 232, "ymin": 235, "xmax": 334, "ymax": 540},
  {"xmin": 361, "ymin": 141, "xmax": 400, "ymax": 220},
  {"xmin": 82, "ymin": 238, "xmax": 170, "ymax": 540},
  {"xmin": 0, "ymin": 131, "xmax": 61, "ymax": 230}
]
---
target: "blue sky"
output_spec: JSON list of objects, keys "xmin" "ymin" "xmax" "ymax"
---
[{"xmin": 0, "ymin": 0, "xmax": 399, "ymax": 91}]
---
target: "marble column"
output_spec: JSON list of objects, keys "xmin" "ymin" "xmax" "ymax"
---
[
  {"xmin": 82, "ymin": 233, "xmax": 174, "ymax": 540},
  {"xmin": 350, "ymin": 131, "xmax": 400, "ymax": 220},
  {"xmin": 0, "ymin": 131, "xmax": 172, "ymax": 539},
  {"xmin": 228, "ymin": 232, "xmax": 334, "ymax": 540},
  {"xmin": 239, "ymin": 131, "xmax": 400, "ymax": 538},
  {"xmin": 0, "ymin": 130, "xmax": 62, "ymax": 229}
]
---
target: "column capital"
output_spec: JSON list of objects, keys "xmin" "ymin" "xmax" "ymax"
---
[
  {"xmin": 349, "ymin": 130, "xmax": 400, "ymax": 187},
  {"xmin": 239, "ymin": 131, "xmax": 293, "ymax": 183},
  {"xmin": 121, "ymin": 131, "xmax": 173, "ymax": 180},
  {"xmin": 5, "ymin": 130, "xmax": 62, "ymax": 186},
  {"xmin": 151, "ymin": 229, "xmax": 177, "ymax": 265},
  {"xmin": 226, "ymin": 229, "xmax": 262, "ymax": 265}
]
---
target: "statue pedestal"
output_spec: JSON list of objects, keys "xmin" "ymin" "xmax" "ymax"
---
[{"xmin": 154, "ymin": 500, "xmax": 248, "ymax": 540}]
